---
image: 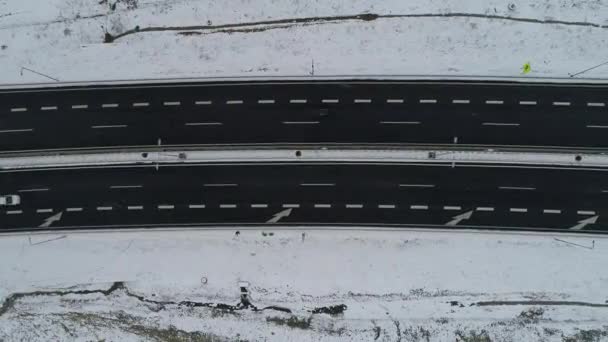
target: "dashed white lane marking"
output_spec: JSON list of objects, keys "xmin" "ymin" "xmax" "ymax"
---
[
  {"xmin": 300, "ymin": 183, "xmax": 335, "ymax": 187},
  {"xmin": 443, "ymin": 206, "xmax": 462, "ymax": 211},
  {"xmin": 314, "ymin": 204, "xmax": 332, "ymax": 208},
  {"xmin": 543, "ymin": 209, "xmax": 561, "ymax": 214},
  {"xmin": 91, "ymin": 125, "xmax": 128, "ymax": 129},
  {"xmin": 128, "ymin": 206, "xmax": 144, "ymax": 210},
  {"xmin": 452, "ymin": 99, "xmax": 470, "ymax": 104},
  {"xmin": 71, "ymin": 104, "xmax": 88, "ymax": 109},
  {"xmin": 185, "ymin": 122, "xmax": 223, "ymax": 126},
  {"xmin": 386, "ymin": 99, "xmax": 404, "ymax": 104},
  {"xmin": 0, "ymin": 129, "xmax": 34, "ymax": 134},
  {"xmin": 220, "ymin": 204, "xmax": 237, "ymax": 209},
  {"xmin": 189, "ymin": 204, "xmax": 206, "ymax": 209},
  {"xmin": 399, "ymin": 184, "xmax": 435, "ymax": 188},
  {"xmin": 97, "ymin": 206, "xmax": 113, "ymax": 211},
  {"xmin": 6, "ymin": 210, "xmax": 23, "ymax": 215},
  {"xmin": 18, "ymin": 188, "xmax": 49, "ymax": 193},
  {"xmin": 577, "ymin": 210, "xmax": 596, "ymax": 215},
  {"xmin": 226, "ymin": 100, "xmax": 244, "ymax": 105},
  {"xmin": 510, "ymin": 208, "xmax": 528, "ymax": 213},
  {"xmin": 36, "ymin": 209, "xmax": 53, "ymax": 213},
  {"xmin": 322, "ymin": 99, "xmax": 339, "ymax": 104},
  {"xmin": 251, "ymin": 204, "xmax": 268, "ymax": 208},
  {"xmin": 66, "ymin": 207, "xmax": 83, "ymax": 212},
  {"xmin": 163, "ymin": 101, "xmax": 181, "ymax": 106},
  {"xmin": 41, "ymin": 106, "xmax": 57, "ymax": 111},
  {"xmin": 195, "ymin": 100, "xmax": 212, "ymax": 105},
  {"xmin": 419, "ymin": 99, "xmax": 437, "ymax": 104},
  {"xmin": 519, "ymin": 100, "xmax": 537, "ymax": 105},
  {"xmin": 354, "ymin": 99, "xmax": 372, "ymax": 103},
  {"xmin": 10, "ymin": 107, "xmax": 27, "ymax": 112},
  {"xmin": 289, "ymin": 99, "xmax": 307, "ymax": 104},
  {"xmin": 499, "ymin": 186, "xmax": 536, "ymax": 191},
  {"xmin": 587, "ymin": 102, "xmax": 606, "ymax": 107},
  {"xmin": 482, "ymin": 122, "xmax": 520, "ymax": 127},
  {"xmin": 204, "ymin": 183, "xmax": 238, "ymax": 187},
  {"xmin": 158, "ymin": 205, "xmax": 175, "ymax": 210},
  {"xmin": 346, "ymin": 204, "xmax": 364, "ymax": 209},
  {"xmin": 587, "ymin": 125, "xmax": 608, "ymax": 129},
  {"xmin": 553, "ymin": 101, "xmax": 571, "ymax": 106},
  {"xmin": 411, "ymin": 205, "xmax": 429, "ymax": 210},
  {"xmin": 110, "ymin": 185, "xmax": 142, "ymax": 189},
  {"xmin": 101, "ymin": 103, "xmax": 119, "ymax": 108},
  {"xmin": 133, "ymin": 102, "xmax": 150, "ymax": 107},
  {"xmin": 282, "ymin": 121, "xmax": 320, "ymax": 125},
  {"xmin": 258, "ymin": 99, "xmax": 275, "ymax": 104},
  {"xmin": 282, "ymin": 204, "xmax": 300, "ymax": 208},
  {"xmin": 485, "ymin": 100, "xmax": 504, "ymax": 105},
  {"xmin": 476, "ymin": 207, "xmax": 495, "ymax": 212},
  {"xmin": 380, "ymin": 121, "xmax": 421, "ymax": 125},
  {"xmin": 378, "ymin": 204, "xmax": 396, "ymax": 209}
]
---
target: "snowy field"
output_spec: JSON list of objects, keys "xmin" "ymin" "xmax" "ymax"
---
[
  {"xmin": 1, "ymin": 0, "xmax": 608, "ymax": 85},
  {"xmin": 1, "ymin": 228, "xmax": 607, "ymax": 341}
]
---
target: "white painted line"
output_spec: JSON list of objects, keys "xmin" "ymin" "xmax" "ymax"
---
[
  {"xmin": 399, "ymin": 184, "xmax": 435, "ymax": 188},
  {"xmin": 258, "ymin": 99, "xmax": 275, "ymax": 104},
  {"xmin": 419, "ymin": 99, "xmax": 437, "ymax": 104},
  {"xmin": 510, "ymin": 208, "xmax": 528, "ymax": 213},
  {"xmin": 204, "ymin": 183, "xmax": 237, "ymax": 187},
  {"xmin": 300, "ymin": 183, "xmax": 335, "ymax": 187},
  {"xmin": 158, "ymin": 205, "xmax": 175, "ymax": 210},
  {"xmin": 163, "ymin": 101, "xmax": 181, "ymax": 106},
  {"xmin": 0, "ymin": 129, "xmax": 34, "ymax": 134},
  {"xmin": 128, "ymin": 206, "xmax": 144, "ymax": 210},
  {"xmin": 101, "ymin": 103, "xmax": 119, "ymax": 108},
  {"xmin": 189, "ymin": 204, "xmax": 206, "ymax": 209},
  {"xmin": 133, "ymin": 102, "xmax": 149, "ymax": 107},
  {"xmin": 354, "ymin": 99, "xmax": 372, "ymax": 103},
  {"xmin": 251, "ymin": 204, "xmax": 268, "ymax": 208},
  {"xmin": 587, "ymin": 102, "xmax": 606, "ymax": 107},
  {"xmin": 314, "ymin": 204, "xmax": 331, "ymax": 208},
  {"xmin": 282, "ymin": 121, "xmax": 320, "ymax": 125},
  {"xmin": 486, "ymin": 100, "xmax": 504, "ymax": 105},
  {"xmin": 499, "ymin": 186, "xmax": 536, "ymax": 191},
  {"xmin": 543, "ymin": 209, "xmax": 561, "ymax": 214},
  {"xmin": 91, "ymin": 125, "xmax": 128, "ymax": 129},
  {"xmin": 519, "ymin": 100, "xmax": 537, "ymax": 105},
  {"xmin": 97, "ymin": 206, "xmax": 113, "ymax": 211},
  {"xmin": 40, "ymin": 106, "xmax": 57, "ymax": 111},
  {"xmin": 386, "ymin": 99, "xmax": 404, "ymax": 104},
  {"xmin": 282, "ymin": 204, "xmax": 300, "ymax": 208},
  {"xmin": 195, "ymin": 100, "xmax": 212, "ymax": 105},
  {"xmin": 18, "ymin": 188, "xmax": 49, "ymax": 193},
  {"xmin": 185, "ymin": 122, "xmax": 223, "ymax": 126},
  {"xmin": 6, "ymin": 210, "xmax": 23, "ymax": 215},
  {"xmin": 110, "ymin": 185, "xmax": 142, "ymax": 189},
  {"xmin": 226, "ymin": 100, "xmax": 244, "ymax": 105},
  {"xmin": 71, "ymin": 104, "xmax": 88, "ymax": 109},
  {"xmin": 587, "ymin": 125, "xmax": 608, "ymax": 129},
  {"xmin": 380, "ymin": 121, "xmax": 420, "ymax": 125},
  {"xmin": 476, "ymin": 207, "xmax": 495, "ymax": 212},
  {"xmin": 378, "ymin": 204, "xmax": 396, "ymax": 209},
  {"xmin": 443, "ymin": 206, "xmax": 462, "ymax": 211},
  {"xmin": 36, "ymin": 209, "xmax": 53, "ymax": 213},
  {"xmin": 452, "ymin": 99, "xmax": 470, "ymax": 104},
  {"xmin": 220, "ymin": 204, "xmax": 237, "ymax": 209},
  {"xmin": 482, "ymin": 122, "xmax": 520, "ymax": 127},
  {"xmin": 577, "ymin": 210, "xmax": 596, "ymax": 216},
  {"xmin": 553, "ymin": 101, "xmax": 571, "ymax": 106},
  {"xmin": 346, "ymin": 204, "xmax": 364, "ymax": 209},
  {"xmin": 66, "ymin": 207, "xmax": 83, "ymax": 212},
  {"xmin": 322, "ymin": 99, "xmax": 340, "ymax": 104},
  {"xmin": 411, "ymin": 205, "xmax": 429, "ymax": 210},
  {"xmin": 289, "ymin": 99, "xmax": 307, "ymax": 104},
  {"xmin": 10, "ymin": 107, "xmax": 27, "ymax": 112}
]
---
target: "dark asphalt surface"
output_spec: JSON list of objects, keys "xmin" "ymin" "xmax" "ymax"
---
[
  {"xmin": 2, "ymin": 81, "xmax": 608, "ymax": 151},
  {"xmin": 1, "ymin": 163, "xmax": 606, "ymax": 232}
]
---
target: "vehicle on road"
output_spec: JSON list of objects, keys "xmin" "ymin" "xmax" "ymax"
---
[{"xmin": 0, "ymin": 194, "xmax": 20, "ymax": 206}]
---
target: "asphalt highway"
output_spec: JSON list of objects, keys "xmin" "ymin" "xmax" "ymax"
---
[
  {"xmin": 2, "ymin": 81, "xmax": 608, "ymax": 151},
  {"xmin": 1, "ymin": 163, "xmax": 606, "ymax": 232}
]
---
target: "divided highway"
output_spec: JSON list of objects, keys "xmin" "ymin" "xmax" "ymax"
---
[{"xmin": 2, "ymin": 81, "xmax": 608, "ymax": 151}]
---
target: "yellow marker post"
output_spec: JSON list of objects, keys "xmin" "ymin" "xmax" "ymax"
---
[{"xmin": 522, "ymin": 62, "xmax": 531, "ymax": 74}]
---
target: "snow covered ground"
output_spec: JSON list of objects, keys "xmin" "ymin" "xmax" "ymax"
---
[
  {"xmin": 1, "ymin": 0, "xmax": 608, "ymax": 85},
  {"xmin": 1, "ymin": 228, "xmax": 607, "ymax": 341}
]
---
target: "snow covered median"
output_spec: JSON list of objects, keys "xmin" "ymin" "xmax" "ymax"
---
[{"xmin": 1, "ymin": 0, "xmax": 608, "ymax": 85}]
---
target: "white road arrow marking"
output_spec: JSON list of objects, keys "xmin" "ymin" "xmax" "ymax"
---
[
  {"xmin": 266, "ymin": 208, "xmax": 292, "ymax": 223},
  {"xmin": 446, "ymin": 210, "xmax": 473, "ymax": 226},
  {"xmin": 39, "ymin": 211, "xmax": 63, "ymax": 228},
  {"xmin": 570, "ymin": 216, "xmax": 599, "ymax": 230}
]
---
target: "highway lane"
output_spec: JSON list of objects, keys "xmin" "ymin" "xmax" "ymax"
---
[
  {"xmin": 1, "ymin": 81, "xmax": 608, "ymax": 151},
  {"xmin": 1, "ymin": 163, "xmax": 607, "ymax": 232}
]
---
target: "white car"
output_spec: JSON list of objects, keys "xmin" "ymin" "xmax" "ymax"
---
[{"xmin": 0, "ymin": 194, "xmax": 20, "ymax": 206}]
